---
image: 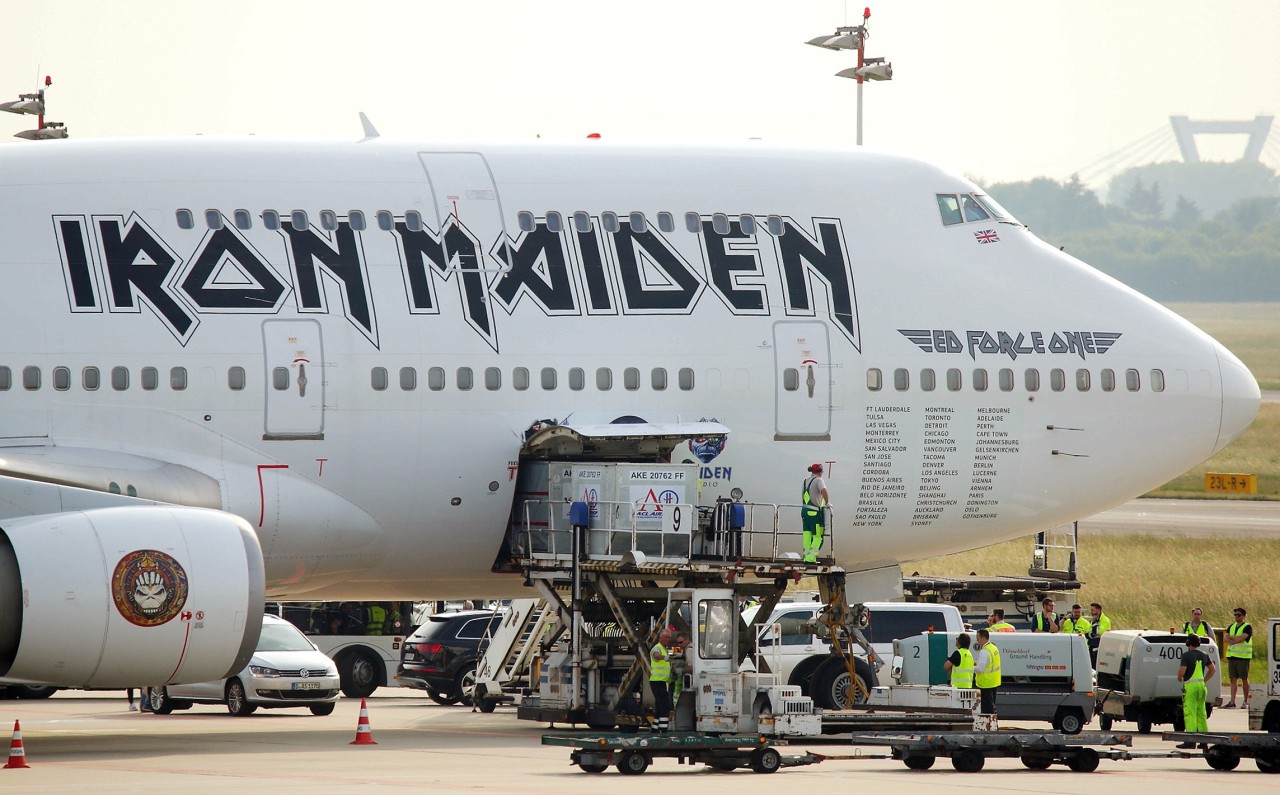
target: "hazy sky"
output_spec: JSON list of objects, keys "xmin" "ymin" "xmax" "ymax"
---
[{"xmin": 3, "ymin": 1, "xmax": 1278, "ymax": 186}]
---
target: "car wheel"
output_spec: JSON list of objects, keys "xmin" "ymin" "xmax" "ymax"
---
[
  {"xmin": 455, "ymin": 664, "xmax": 478, "ymax": 705},
  {"xmin": 338, "ymin": 651, "xmax": 380, "ymax": 699},
  {"xmin": 813, "ymin": 657, "xmax": 874, "ymax": 710},
  {"xmin": 1053, "ymin": 708, "xmax": 1084, "ymax": 735},
  {"xmin": 149, "ymin": 687, "xmax": 175, "ymax": 715},
  {"xmin": 226, "ymin": 679, "xmax": 257, "ymax": 716},
  {"xmin": 309, "ymin": 702, "xmax": 336, "ymax": 716},
  {"xmin": 429, "ymin": 689, "xmax": 459, "ymax": 706}
]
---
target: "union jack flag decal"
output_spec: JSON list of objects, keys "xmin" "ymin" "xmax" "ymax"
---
[{"xmin": 974, "ymin": 229, "xmax": 1000, "ymax": 244}]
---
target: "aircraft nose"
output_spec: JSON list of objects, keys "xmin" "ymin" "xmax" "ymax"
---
[{"xmin": 1213, "ymin": 341, "xmax": 1261, "ymax": 455}]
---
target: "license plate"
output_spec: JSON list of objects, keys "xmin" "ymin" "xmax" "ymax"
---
[{"xmin": 292, "ymin": 682, "xmax": 321, "ymax": 690}]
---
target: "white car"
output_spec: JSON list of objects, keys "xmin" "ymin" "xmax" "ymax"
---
[{"xmin": 148, "ymin": 615, "xmax": 341, "ymax": 716}]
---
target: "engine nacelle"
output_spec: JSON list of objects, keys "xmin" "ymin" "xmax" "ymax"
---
[{"xmin": 0, "ymin": 506, "xmax": 265, "ymax": 688}]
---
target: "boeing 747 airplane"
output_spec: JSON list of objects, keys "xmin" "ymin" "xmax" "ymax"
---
[{"xmin": 0, "ymin": 135, "xmax": 1260, "ymax": 689}]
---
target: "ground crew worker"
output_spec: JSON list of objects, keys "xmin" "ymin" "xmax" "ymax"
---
[
  {"xmin": 1182, "ymin": 607, "xmax": 1213, "ymax": 639},
  {"xmin": 987, "ymin": 609, "xmax": 1016, "ymax": 632},
  {"xmin": 973, "ymin": 629, "xmax": 1001, "ymax": 717},
  {"xmin": 365, "ymin": 603, "xmax": 387, "ymax": 635},
  {"xmin": 649, "ymin": 628, "xmax": 674, "ymax": 731},
  {"xmin": 1031, "ymin": 598, "xmax": 1059, "ymax": 633},
  {"xmin": 1088, "ymin": 602, "xmax": 1112, "ymax": 667},
  {"xmin": 1174, "ymin": 633, "xmax": 1217, "ymax": 748},
  {"xmin": 1224, "ymin": 607, "xmax": 1253, "ymax": 709},
  {"xmin": 944, "ymin": 633, "xmax": 975, "ymax": 688},
  {"xmin": 800, "ymin": 463, "xmax": 829, "ymax": 563},
  {"xmin": 1060, "ymin": 604, "xmax": 1092, "ymax": 635}
]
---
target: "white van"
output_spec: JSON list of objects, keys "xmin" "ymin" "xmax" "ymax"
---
[{"xmin": 743, "ymin": 601, "xmax": 965, "ymax": 709}]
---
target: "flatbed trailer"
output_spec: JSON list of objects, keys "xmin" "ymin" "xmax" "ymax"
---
[
  {"xmin": 819, "ymin": 706, "xmax": 974, "ymax": 734},
  {"xmin": 1162, "ymin": 731, "xmax": 1280, "ymax": 773},
  {"xmin": 542, "ymin": 732, "xmax": 821, "ymax": 775},
  {"xmin": 849, "ymin": 730, "xmax": 1135, "ymax": 772}
]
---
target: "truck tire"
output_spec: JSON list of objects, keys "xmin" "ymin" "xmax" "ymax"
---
[
  {"xmin": 903, "ymin": 755, "xmax": 935, "ymax": 770},
  {"xmin": 1205, "ymin": 745, "xmax": 1240, "ymax": 771},
  {"xmin": 813, "ymin": 657, "xmax": 876, "ymax": 710},
  {"xmin": 750, "ymin": 747, "xmax": 782, "ymax": 773},
  {"xmin": 1136, "ymin": 709, "xmax": 1153, "ymax": 734},
  {"xmin": 951, "ymin": 749, "xmax": 985, "ymax": 773},
  {"xmin": 1097, "ymin": 714, "xmax": 1113, "ymax": 731},
  {"xmin": 1256, "ymin": 751, "xmax": 1280, "ymax": 774},
  {"xmin": 1053, "ymin": 707, "xmax": 1084, "ymax": 735},
  {"xmin": 337, "ymin": 650, "xmax": 381, "ymax": 698},
  {"xmin": 1066, "ymin": 747, "xmax": 1100, "ymax": 773},
  {"xmin": 616, "ymin": 750, "xmax": 649, "ymax": 775}
]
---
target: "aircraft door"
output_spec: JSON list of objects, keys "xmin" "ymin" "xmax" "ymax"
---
[
  {"xmin": 773, "ymin": 320, "xmax": 832, "ymax": 441},
  {"xmin": 417, "ymin": 151, "xmax": 508, "ymax": 270},
  {"xmin": 262, "ymin": 319, "xmax": 325, "ymax": 440}
]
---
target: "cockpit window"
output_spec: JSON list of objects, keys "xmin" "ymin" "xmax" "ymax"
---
[
  {"xmin": 975, "ymin": 193, "xmax": 1017, "ymax": 223},
  {"xmin": 961, "ymin": 194, "xmax": 990, "ymax": 222},
  {"xmin": 936, "ymin": 194, "xmax": 963, "ymax": 226}
]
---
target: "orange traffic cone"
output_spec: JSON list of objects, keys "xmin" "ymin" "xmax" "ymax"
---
[
  {"xmin": 349, "ymin": 698, "xmax": 377, "ymax": 745},
  {"xmin": 5, "ymin": 720, "xmax": 28, "ymax": 769}
]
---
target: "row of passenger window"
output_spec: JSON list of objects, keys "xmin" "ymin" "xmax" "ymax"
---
[
  {"xmin": 174, "ymin": 208, "xmax": 795, "ymax": 237},
  {"xmin": 0, "ymin": 365, "xmax": 698, "ymax": 394},
  {"xmin": 867, "ymin": 367, "xmax": 1166, "ymax": 393},
  {"xmin": 370, "ymin": 366, "xmax": 696, "ymax": 392}
]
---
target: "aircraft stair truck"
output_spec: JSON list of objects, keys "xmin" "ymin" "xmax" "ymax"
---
[
  {"xmin": 1094, "ymin": 630, "xmax": 1221, "ymax": 733},
  {"xmin": 893, "ymin": 631, "xmax": 1096, "ymax": 733},
  {"xmin": 1249, "ymin": 617, "xmax": 1280, "ymax": 732}
]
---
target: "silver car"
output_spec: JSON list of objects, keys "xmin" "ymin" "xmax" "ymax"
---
[{"xmin": 148, "ymin": 615, "xmax": 341, "ymax": 716}]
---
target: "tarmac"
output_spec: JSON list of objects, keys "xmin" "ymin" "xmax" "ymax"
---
[{"xmin": 3, "ymin": 688, "xmax": 1273, "ymax": 794}]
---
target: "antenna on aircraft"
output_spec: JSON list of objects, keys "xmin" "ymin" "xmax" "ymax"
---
[
  {"xmin": 804, "ymin": 7, "xmax": 893, "ymax": 146},
  {"xmin": 358, "ymin": 112, "xmax": 380, "ymax": 142},
  {"xmin": 1, "ymin": 75, "xmax": 69, "ymax": 140}
]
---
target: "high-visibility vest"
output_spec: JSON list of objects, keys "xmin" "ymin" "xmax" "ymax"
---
[
  {"xmin": 1186, "ymin": 656, "xmax": 1207, "ymax": 683},
  {"xmin": 1183, "ymin": 620, "xmax": 1213, "ymax": 638},
  {"xmin": 801, "ymin": 477, "xmax": 824, "ymax": 518},
  {"xmin": 1089, "ymin": 614, "xmax": 1112, "ymax": 638},
  {"xmin": 989, "ymin": 621, "xmax": 1016, "ymax": 633},
  {"xmin": 974, "ymin": 643, "xmax": 1002, "ymax": 688},
  {"xmin": 1032, "ymin": 613, "xmax": 1056, "ymax": 632},
  {"xmin": 365, "ymin": 605, "xmax": 386, "ymax": 635},
  {"xmin": 1226, "ymin": 622, "xmax": 1253, "ymax": 659},
  {"xmin": 1061, "ymin": 617, "xmax": 1091, "ymax": 635},
  {"xmin": 950, "ymin": 647, "xmax": 975, "ymax": 688},
  {"xmin": 650, "ymin": 643, "xmax": 672, "ymax": 682}
]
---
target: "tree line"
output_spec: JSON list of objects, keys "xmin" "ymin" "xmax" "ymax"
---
[{"xmin": 982, "ymin": 161, "xmax": 1280, "ymax": 301}]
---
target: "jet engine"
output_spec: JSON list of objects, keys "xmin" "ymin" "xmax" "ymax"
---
[{"xmin": 0, "ymin": 506, "xmax": 265, "ymax": 688}]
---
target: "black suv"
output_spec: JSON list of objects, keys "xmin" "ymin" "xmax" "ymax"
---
[{"xmin": 397, "ymin": 610, "xmax": 502, "ymax": 705}]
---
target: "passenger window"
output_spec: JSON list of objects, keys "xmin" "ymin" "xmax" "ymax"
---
[
  {"xmin": 405, "ymin": 211, "xmax": 423, "ymax": 232},
  {"xmin": 0, "ymin": 366, "xmax": 10, "ymax": 390},
  {"xmin": 657, "ymin": 212, "xmax": 675, "ymax": 233},
  {"xmin": 1076, "ymin": 369, "xmax": 1091, "ymax": 391},
  {"xmin": 83, "ymin": 366, "xmax": 101, "ymax": 391},
  {"xmin": 569, "ymin": 367, "xmax": 585, "ymax": 391},
  {"xmin": 866, "ymin": 368, "xmax": 882, "ymax": 391},
  {"xmin": 936, "ymin": 194, "xmax": 963, "ymax": 226},
  {"xmin": 768, "ymin": 611, "xmax": 816, "ymax": 647},
  {"xmin": 1150, "ymin": 369, "xmax": 1165, "ymax": 392},
  {"xmin": 457, "ymin": 367, "xmax": 474, "ymax": 391},
  {"xmin": 141, "ymin": 366, "xmax": 158, "ymax": 391},
  {"xmin": 739, "ymin": 214, "xmax": 756, "ymax": 235},
  {"xmin": 651, "ymin": 368, "xmax": 667, "ymax": 391},
  {"xmin": 573, "ymin": 211, "xmax": 591, "ymax": 233},
  {"xmin": 485, "ymin": 367, "xmax": 501, "ymax": 390},
  {"xmin": 269, "ymin": 367, "xmax": 289, "ymax": 390},
  {"xmin": 624, "ymin": 367, "xmax": 640, "ymax": 391},
  {"xmin": 541, "ymin": 368, "xmax": 557, "ymax": 390},
  {"xmin": 349, "ymin": 210, "xmax": 366, "ymax": 231},
  {"xmin": 228, "ymin": 366, "xmax": 246, "ymax": 391},
  {"xmin": 1101, "ymin": 368, "xmax": 1116, "ymax": 392},
  {"xmin": 547, "ymin": 211, "xmax": 564, "ymax": 233},
  {"xmin": 262, "ymin": 210, "xmax": 280, "ymax": 230},
  {"xmin": 112, "ymin": 366, "xmax": 129, "ymax": 391},
  {"xmin": 946, "ymin": 368, "xmax": 961, "ymax": 391},
  {"xmin": 767, "ymin": 215, "xmax": 784, "ymax": 236},
  {"xmin": 170, "ymin": 367, "xmax": 187, "ymax": 390},
  {"xmin": 428, "ymin": 367, "xmax": 445, "ymax": 391},
  {"xmin": 517, "ymin": 211, "xmax": 535, "ymax": 232},
  {"xmin": 1126, "ymin": 369, "xmax": 1140, "ymax": 392},
  {"xmin": 176, "ymin": 209, "xmax": 194, "ymax": 229},
  {"xmin": 678, "ymin": 368, "xmax": 695, "ymax": 391},
  {"xmin": 53, "ymin": 366, "xmax": 70, "ymax": 391},
  {"xmin": 1025, "ymin": 368, "xmax": 1040, "ymax": 392},
  {"xmin": 998, "ymin": 368, "xmax": 1014, "ymax": 391},
  {"xmin": 400, "ymin": 367, "xmax": 417, "ymax": 391},
  {"xmin": 784, "ymin": 368, "xmax": 800, "ymax": 391},
  {"xmin": 319, "ymin": 210, "xmax": 338, "ymax": 231},
  {"xmin": 513, "ymin": 367, "xmax": 530, "ymax": 391},
  {"xmin": 233, "ymin": 209, "xmax": 252, "ymax": 230},
  {"xmin": 596, "ymin": 368, "xmax": 612, "ymax": 390},
  {"xmin": 628, "ymin": 211, "xmax": 646, "ymax": 232},
  {"xmin": 205, "ymin": 209, "xmax": 223, "ymax": 230},
  {"xmin": 864, "ymin": 610, "xmax": 948, "ymax": 645},
  {"xmin": 972, "ymin": 369, "xmax": 988, "ymax": 391},
  {"xmin": 894, "ymin": 368, "xmax": 909, "ymax": 391},
  {"xmin": 370, "ymin": 367, "xmax": 387, "ymax": 391},
  {"xmin": 684, "ymin": 212, "xmax": 701, "ymax": 234},
  {"xmin": 290, "ymin": 210, "xmax": 308, "ymax": 230},
  {"xmin": 377, "ymin": 210, "xmax": 395, "ymax": 231},
  {"xmin": 1050, "ymin": 368, "xmax": 1066, "ymax": 392},
  {"xmin": 712, "ymin": 213, "xmax": 730, "ymax": 235},
  {"xmin": 600, "ymin": 212, "xmax": 617, "ymax": 233},
  {"xmin": 961, "ymin": 194, "xmax": 991, "ymax": 222},
  {"xmin": 920, "ymin": 368, "xmax": 936, "ymax": 391}
]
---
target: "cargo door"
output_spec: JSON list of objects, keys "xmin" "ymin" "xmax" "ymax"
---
[
  {"xmin": 773, "ymin": 320, "xmax": 832, "ymax": 440},
  {"xmin": 262, "ymin": 319, "xmax": 324, "ymax": 440}
]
